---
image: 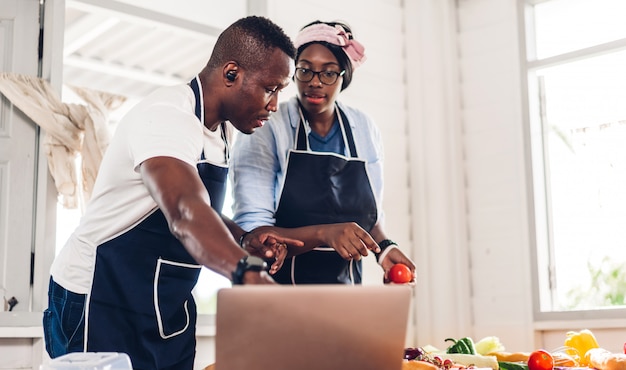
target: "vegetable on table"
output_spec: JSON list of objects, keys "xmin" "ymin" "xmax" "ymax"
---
[
  {"xmin": 564, "ymin": 329, "xmax": 599, "ymax": 366},
  {"xmin": 527, "ymin": 349, "xmax": 554, "ymax": 370},
  {"xmin": 446, "ymin": 337, "xmax": 477, "ymax": 355},
  {"xmin": 491, "ymin": 352, "xmax": 531, "ymax": 363},
  {"xmin": 492, "ymin": 351, "xmax": 575, "ymax": 367},
  {"xmin": 435, "ymin": 353, "xmax": 499, "ymax": 370},
  {"xmin": 584, "ymin": 347, "xmax": 626, "ymax": 370},
  {"xmin": 475, "ymin": 336, "xmax": 506, "ymax": 356},
  {"xmin": 403, "ymin": 360, "xmax": 440, "ymax": 370},
  {"xmin": 551, "ymin": 351, "xmax": 577, "ymax": 367},
  {"xmin": 499, "ymin": 361, "xmax": 529, "ymax": 370}
]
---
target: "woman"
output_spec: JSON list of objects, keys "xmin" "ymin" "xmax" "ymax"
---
[{"xmin": 231, "ymin": 20, "xmax": 415, "ymax": 285}]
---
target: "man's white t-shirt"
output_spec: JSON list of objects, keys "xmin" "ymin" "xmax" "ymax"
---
[{"xmin": 51, "ymin": 82, "xmax": 233, "ymax": 294}]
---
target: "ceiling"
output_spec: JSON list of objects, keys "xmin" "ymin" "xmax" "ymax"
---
[{"xmin": 62, "ymin": 0, "xmax": 224, "ymax": 100}]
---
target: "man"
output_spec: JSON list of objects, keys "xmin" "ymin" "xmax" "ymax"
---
[{"xmin": 43, "ymin": 16, "xmax": 300, "ymax": 370}]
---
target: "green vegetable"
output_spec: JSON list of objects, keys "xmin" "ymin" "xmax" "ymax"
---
[
  {"xmin": 445, "ymin": 337, "xmax": 477, "ymax": 355},
  {"xmin": 498, "ymin": 361, "xmax": 529, "ymax": 370},
  {"xmin": 475, "ymin": 336, "xmax": 506, "ymax": 355}
]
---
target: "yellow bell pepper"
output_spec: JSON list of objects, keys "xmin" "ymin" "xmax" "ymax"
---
[{"xmin": 564, "ymin": 329, "xmax": 600, "ymax": 366}]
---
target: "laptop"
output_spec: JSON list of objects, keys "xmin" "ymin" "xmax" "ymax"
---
[{"xmin": 214, "ymin": 284, "xmax": 412, "ymax": 370}]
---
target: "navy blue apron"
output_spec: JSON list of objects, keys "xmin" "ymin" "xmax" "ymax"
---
[
  {"xmin": 272, "ymin": 104, "xmax": 378, "ymax": 285},
  {"xmin": 85, "ymin": 76, "xmax": 228, "ymax": 370}
]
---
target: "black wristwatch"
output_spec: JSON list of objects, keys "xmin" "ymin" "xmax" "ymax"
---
[{"xmin": 231, "ymin": 255, "xmax": 268, "ymax": 285}]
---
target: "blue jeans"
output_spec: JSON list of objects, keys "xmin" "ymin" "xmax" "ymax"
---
[{"xmin": 43, "ymin": 277, "xmax": 86, "ymax": 358}]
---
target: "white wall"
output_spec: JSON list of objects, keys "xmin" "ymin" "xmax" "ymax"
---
[{"xmin": 456, "ymin": 0, "xmax": 534, "ymax": 350}]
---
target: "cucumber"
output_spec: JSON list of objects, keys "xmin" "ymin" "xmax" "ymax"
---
[{"xmin": 499, "ymin": 361, "xmax": 529, "ymax": 370}]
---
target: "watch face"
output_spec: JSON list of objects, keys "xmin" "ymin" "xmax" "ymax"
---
[{"xmin": 245, "ymin": 256, "xmax": 268, "ymax": 271}]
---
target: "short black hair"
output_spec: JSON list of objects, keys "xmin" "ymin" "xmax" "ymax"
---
[
  {"xmin": 208, "ymin": 16, "xmax": 296, "ymax": 70},
  {"xmin": 296, "ymin": 20, "xmax": 354, "ymax": 91}
]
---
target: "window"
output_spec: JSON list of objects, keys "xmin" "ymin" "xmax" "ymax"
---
[{"xmin": 525, "ymin": 0, "xmax": 626, "ymax": 317}]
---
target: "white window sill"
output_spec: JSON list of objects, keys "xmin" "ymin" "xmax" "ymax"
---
[{"xmin": 534, "ymin": 318, "xmax": 626, "ymax": 331}]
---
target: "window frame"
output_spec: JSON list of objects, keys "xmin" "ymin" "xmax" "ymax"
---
[
  {"xmin": 0, "ymin": 0, "xmax": 52, "ymax": 330},
  {"xmin": 522, "ymin": 0, "xmax": 626, "ymax": 321}
]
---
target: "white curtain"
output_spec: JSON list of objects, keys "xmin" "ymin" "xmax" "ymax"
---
[{"xmin": 0, "ymin": 72, "xmax": 126, "ymax": 208}]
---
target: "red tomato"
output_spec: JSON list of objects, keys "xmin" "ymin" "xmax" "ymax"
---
[
  {"xmin": 389, "ymin": 263, "xmax": 412, "ymax": 284},
  {"xmin": 528, "ymin": 350, "xmax": 554, "ymax": 370}
]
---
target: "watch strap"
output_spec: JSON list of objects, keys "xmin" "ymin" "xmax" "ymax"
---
[
  {"xmin": 375, "ymin": 239, "xmax": 398, "ymax": 262},
  {"xmin": 232, "ymin": 255, "xmax": 268, "ymax": 285}
]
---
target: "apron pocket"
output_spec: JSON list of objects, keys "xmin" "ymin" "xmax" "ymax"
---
[{"xmin": 153, "ymin": 258, "xmax": 202, "ymax": 339}]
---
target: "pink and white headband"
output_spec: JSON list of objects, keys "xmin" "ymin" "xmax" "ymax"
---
[{"xmin": 294, "ymin": 23, "xmax": 366, "ymax": 69}]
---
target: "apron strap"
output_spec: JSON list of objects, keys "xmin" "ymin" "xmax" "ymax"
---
[
  {"xmin": 190, "ymin": 76, "xmax": 229, "ymax": 163},
  {"xmin": 189, "ymin": 77, "xmax": 203, "ymax": 122},
  {"xmin": 295, "ymin": 100, "xmax": 309, "ymax": 151},
  {"xmin": 337, "ymin": 107, "xmax": 358, "ymax": 158},
  {"xmin": 221, "ymin": 122, "xmax": 230, "ymax": 163}
]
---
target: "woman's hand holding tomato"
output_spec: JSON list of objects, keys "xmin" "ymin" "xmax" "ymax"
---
[
  {"xmin": 380, "ymin": 247, "xmax": 416, "ymax": 284},
  {"xmin": 389, "ymin": 263, "xmax": 413, "ymax": 284},
  {"xmin": 528, "ymin": 349, "xmax": 554, "ymax": 370}
]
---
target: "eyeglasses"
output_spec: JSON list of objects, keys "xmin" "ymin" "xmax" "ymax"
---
[{"xmin": 294, "ymin": 67, "xmax": 345, "ymax": 85}]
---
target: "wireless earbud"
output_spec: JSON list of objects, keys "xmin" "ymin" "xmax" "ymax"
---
[{"xmin": 226, "ymin": 71, "xmax": 236, "ymax": 82}]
